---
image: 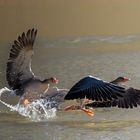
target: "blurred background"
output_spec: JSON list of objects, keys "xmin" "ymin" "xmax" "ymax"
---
[{"xmin": 1, "ymin": 0, "xmax": 140, "ymax": 41}]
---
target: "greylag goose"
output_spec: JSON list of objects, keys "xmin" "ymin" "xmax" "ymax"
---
[
  {"xmin": 64, "ymin": 76, "xmax": 140, "ymax": 116},
  {"xmin": 6, "ymin": 29, "xmax": 58, "ymax": 105}
]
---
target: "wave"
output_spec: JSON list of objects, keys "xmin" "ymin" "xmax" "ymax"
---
[
  {"xmin": 43, "ymin": 34, "xmax": 140, "ymax": 48},
  {"xmin": 65, "ymin": 35, "xmax": 140, "ymax": 44}
]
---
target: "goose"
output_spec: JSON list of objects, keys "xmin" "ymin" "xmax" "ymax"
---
[
  {"xmin": 6, "ymin": 28, "xmax": 59, "ymax": 105},
  {"xmin": 64, "ymin": 76, "xmax": 140, "ymax": 116}
]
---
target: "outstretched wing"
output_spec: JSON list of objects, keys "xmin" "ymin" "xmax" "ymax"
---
[
  {"xmin": 6, "ymin": 28, "xmax": 37, "ymax": 89},
  {"xmin": 65, "ymin": 76, "xmax": 125, "ymax": 101},
  {"xmin": 86, "ymin": 88, "xmax": 140, "ymax": 109}
]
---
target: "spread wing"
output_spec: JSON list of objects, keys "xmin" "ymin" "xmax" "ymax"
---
[
  {"xmin": 65, "ymin": 76, "xmax": 126, "ymax": 101},
  {"xmin": 6, "ymin": 28, "xmax": 37, "ymax": 89},
  {"xmin": 86, "ymin": 88, "xmax": 140, "ymax": 109}
]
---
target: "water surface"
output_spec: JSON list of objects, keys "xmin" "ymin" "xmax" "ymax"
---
[{"xmin": 0, "ymin": 35, "xmax": 140, "ymax": 140}]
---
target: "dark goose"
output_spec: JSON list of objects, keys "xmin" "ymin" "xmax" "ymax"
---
[
  {"xmin": 6, "ymin": 29, "xmax": 58, "ymax": 105},
  {"xmin": 64, "ymin": 76, "xmax": 140, "ymax": 115}
]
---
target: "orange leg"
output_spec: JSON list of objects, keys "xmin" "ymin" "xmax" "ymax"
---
[
  {"xmin": 64, "ymin": 105, "xmax": 79, "ymax": 111},
  {"xmin": 80, "ymin": 107, "xmax": 95, "ymax": 117},
  {"xmin": 64, "ymin": 105, "xmax": 95, "ymax": 117},
  {"xmin": 23, "ymin": 99, "xmax": 30, "ymax": 106}
]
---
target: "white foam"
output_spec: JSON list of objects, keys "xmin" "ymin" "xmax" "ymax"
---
[
  {"xmin": 0, "ymin": 87, "xmax": 57, "ymax": 122},
  {"xmin": 0, "ymin": 98, "xmax": 57, "ymax": 121},
  {"xmin": 15, "ymin": 99, "xmax": 57, "ymax": 121},
  {"xmin": 0, "ymin": 87, "xmax": 14, "ymax": 96}
]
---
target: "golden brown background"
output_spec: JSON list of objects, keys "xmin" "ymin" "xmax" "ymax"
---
[{"xmin": 0, "ymin": 0, "xmax": 140, "ymax": 41}]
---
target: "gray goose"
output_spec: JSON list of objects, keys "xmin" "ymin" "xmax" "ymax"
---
[
  {"xmin": 6, "ymin": 29, "xmax": 58, "ymax": 105},
  {"xmin": 64, "ymin": 76, "xmax": 140, "ymax": 116}
]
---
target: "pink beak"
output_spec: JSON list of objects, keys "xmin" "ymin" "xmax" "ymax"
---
[
  {"xmin": 54, "ymin": 79, "xmax": 59, "ymax": 84},
  {"xmin": 123, "ymin": 77, "xmax": 131, "ymax": 81}
]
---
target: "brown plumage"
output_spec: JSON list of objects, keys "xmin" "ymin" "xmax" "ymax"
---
[{"xmin": 6, "ymin": 29, "xmax": 58, "ymax": 104}]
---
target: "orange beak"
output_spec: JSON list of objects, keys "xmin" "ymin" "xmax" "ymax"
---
[
  {"xmin": 123, "ymin": 77, "xmax": 131, "ymax": 81},
  {"xmin": 53, "ymin": 79, "xmax": 59, "ymax": 84},
  {"xmin": 55, "ymin": 79, "xmax": 59, "ymax": 84}
]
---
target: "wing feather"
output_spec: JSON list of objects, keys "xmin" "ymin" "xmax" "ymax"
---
[
  {"xmin": 6, "ymin": 28, "xmax": 37, "ymax": 89},
  {"xmin": 65, "ymin": 76, "xmax": 125, "ymax": 101},
  {"xmin": 86, "ymin": 88, "xmax": 140, "ymax": 109}
]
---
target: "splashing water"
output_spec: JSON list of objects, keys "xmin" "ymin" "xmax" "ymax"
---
[
  {"xmin": 15, "ymin": 99, "xmax": 57, "ymax": 121},
  {"xmin": 0, "ymin": 87, "xmax": 57, "ymax": 121}
]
